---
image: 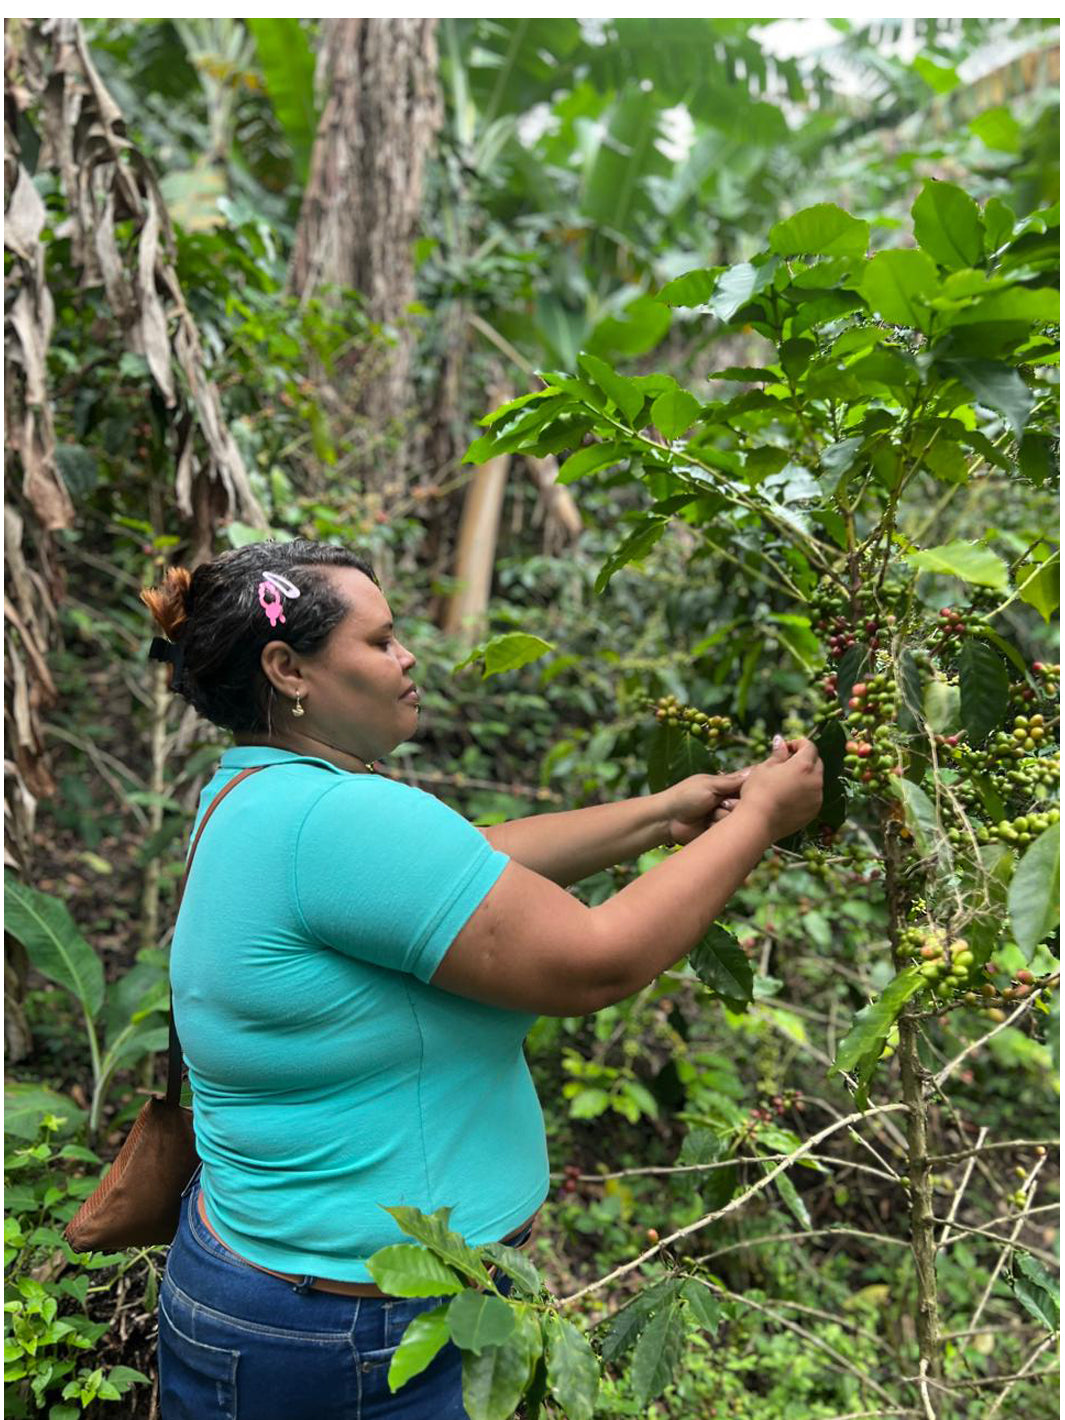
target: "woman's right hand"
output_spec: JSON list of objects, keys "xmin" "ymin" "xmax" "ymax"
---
[{"xmin": 739, "ymin": 735, "xmax": 823, "ymax": 839}]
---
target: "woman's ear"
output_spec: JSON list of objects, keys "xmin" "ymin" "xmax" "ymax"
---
[{"xmin": 260, "ymin": 641, "xmax": 303, "ymax": 699}]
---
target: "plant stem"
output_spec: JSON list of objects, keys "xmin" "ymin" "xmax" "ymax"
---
[{"xmin": 885, "ymin": 822, "xmax": 943, "ymax": 1413}]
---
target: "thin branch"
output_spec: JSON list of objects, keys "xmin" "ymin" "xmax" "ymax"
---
[
  {"xmin": 935, "ymin": 1205, "xmax": 1060, "ymax": 1268},
  {"xmin": 566, "ymin": 1151, "xmax": 900, "ymax": 1185},
  {"xmin": 938, "ymin": 1125, "xmax": 986, "ymax": 1248},
  {"xmin": 926, "ymin": 1139, "xmax": 1058, "ymax": 1166},
  {"xmin": 984, "ymin": 1335, "xmax": 1060, "ymax": 1419},
  {"xmin": 932, "ymin": 997, "xmax": 1036, "ymax": 1090},
  {"xmin": 556, "ymin": 1102, "xmax": 908, "ymax": 1305},
  {"xmin": 690, "ymin": 1225, "xmax": 909, "ymax": 1268},
  {"xmin": 968, "ymin": 1157, "xmax": 1048, "ymax": 1334}
]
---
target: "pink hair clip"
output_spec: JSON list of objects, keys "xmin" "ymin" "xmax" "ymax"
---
[{"xmin": 258, "ymin": 571, "xmax": 301, "ymax": 629}]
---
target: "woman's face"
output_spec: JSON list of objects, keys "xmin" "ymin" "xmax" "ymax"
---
[{"xmin": 278, "ymin": 568, "xmax": 419, "ymax": 763}]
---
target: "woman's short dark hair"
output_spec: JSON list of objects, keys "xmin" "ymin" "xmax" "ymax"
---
[{"xmin": 141, "ymin": 540, "xmax": 379, "ymax": 734}]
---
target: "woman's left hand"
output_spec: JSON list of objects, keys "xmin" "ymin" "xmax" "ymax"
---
[{"xmin": 662, "ymin": 770, "xmax": 752, "ymax": 847}]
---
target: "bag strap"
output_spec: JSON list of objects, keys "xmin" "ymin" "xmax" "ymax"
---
[{"xmin": 164, "ymin": 764, "xmax": 271, "ymax": 1106}]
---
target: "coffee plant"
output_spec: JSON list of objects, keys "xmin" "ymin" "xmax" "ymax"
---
[{"xmin": 394, "ymin": 186, "xmax": 1060, "ymax": 1417}]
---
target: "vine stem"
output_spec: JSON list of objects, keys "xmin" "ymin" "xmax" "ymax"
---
[{"xmin": 555, "ymin": 1100, "xmax": 907, "ymax": 1305}]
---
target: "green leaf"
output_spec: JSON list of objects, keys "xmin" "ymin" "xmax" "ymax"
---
[
  {"xmin": 814, "ymin": 718, "xmax": 848, "ymax": 830},
  {"xmin": 480, "ymin": 1244, "xmax": 543, "ymax": 1299},
  {"xmin": 462, "ymin": 1308, "xmax": 541, "ymax": 1420},
  {"xmin": 831, "ymin": 967, "xmax": 925, "ymax": 1075},
  {"xmin": 984, "ymin": 197, "xmax": 1016, "ymax": 254},
  {"xmin": 577, "ymin": 353, "xmax": 644, "ymax": 425},
  {"xmin": 911, "ymin": 181, "xmax": 984, "ymax": 271},
  {"xmin": 771, "ymin": 1166, "xmax": 811, "ymax": 1228},
  {"xmin": 600, "ymin": 1281, "xmax": 680, "ymax": 1363},
  {"xmin": 656, "ymin": 269, "xmax": 722, "ymax": 307},
  {"xmin": 923, "ymin": 679, "xmax": 961, "ymax": 735},
  {"xmin": 646, "ymin": 720, "xmax": 713, "ymax": 794},
  {"xmin": 1011, "ymin": 1254, "xmax": 1060, "ymax": 1332},
  {"xmin": 383, "ymin": 1206, "xmax": 493, "ymax": 1287},
  {"xmin": 4, "ymin": 876, "xmax": 104, "ymax": 1019},
  {"xmin": 452, "ymin": 634, "xmax": 556, "ymax": 680},
  {"xmin": 939, "ymin": 359, "xmax": 1034, "ymax": 441},
  {"xmin": 4, "ymin": 1083, "xmax": 86, "ymax": 1140},
  {"xmin": 904, "ymin": 540, "xmax": 1008, "ymax": 589},
  {"xmin": 594, "ymin": 518, "xmax": 668, "ymax": 594},
  {"xmin": 709, "ymin": 261, "xmax": 778, "ymax": 323},
  {"xmin": 680, "ymin": 1280, "xmax": 721, "ymax": 1330},
  {"xmin": 629, "ymin": 1297, "xmax": 685, "ymax": 1406},
  {"xmin": 366, "ymin": 1245, "xmax": 465, "ymax": 1299},
  {"xmin": 769, "ymin": 203, "xmax": 869, "ymax": 259},
  {"xmin": 689, "ymin": 924, "xmax": 754, "ymax": 1006},
  {"xmin": 1009, "ymin": 825, "xmax": 1060, "ymax": 956},
  {"xmin": 479, "ymin": 389, "xmax": 560, "ymax": 427},
  {"xmin": 651, "ymin": 387, "xmax": 702, "ymax": 441},
  {"xmin": 912, "ymin": 55, "xmax": 960, "ymax": 94},
  {"xmin": 1019, "ymin": 434, "xmax": 1057, "ymax": 488},
  {"xmin": 544, "ymin": 1314, "xmax": 599, "ymax": 1420},
  {"xmin": 1017, "ymin": 558, "xmax": 1060, "ymax": 622},
  {"xmin": 587, "ymin": 295, "xmax": 671, "ymax": 360},
  {"xmin": 557, "ymin": 441, "xmax": 628, "ymax": 485},
  {"xmin": 447, "ymin": 1291, "xmax": 516, "ymax": 1355},
  {"xmin": 970, "ymin": 106, "xmax": 1022, "ymax": 154},
  {"xmin": 247, "ymin": 19, "xmax": 318, "ymax": 185},
  {"xmin": 958, "ymin": 641, "xmax": 1009, "ymax": 744},
  {"xmin": 860, "ymin": 249, "xmax": 938, "ymax": 331},
  {"xmin": 388, "ymin": 1305, "xmax": 451, "ymax": 1393},
  {"xmin": 891, "ymin": 780, "xmax": 939, "ymax": 859}
]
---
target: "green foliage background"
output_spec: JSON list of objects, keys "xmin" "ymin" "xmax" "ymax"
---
[{"xmin": 4, "ymin": 17, "xmax": 1060, "ymax": 1420}]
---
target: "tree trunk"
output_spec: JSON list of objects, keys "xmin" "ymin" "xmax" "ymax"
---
[
  {"xmin": 442, "ymin": 382, "xmax": 513, "ymax": 644},
  {"xmin": 289, "ymin": 19, "xmax": 442, "ymax": 495}
]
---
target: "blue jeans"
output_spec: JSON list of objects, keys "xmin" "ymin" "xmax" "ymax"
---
[{"xmin": 158, "ymin": 1171, "xmax": 521, "ymax": 1419}]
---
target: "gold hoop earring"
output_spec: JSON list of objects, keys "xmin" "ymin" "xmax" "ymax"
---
[{"xmin": 292, "ymin": 691, "xmax": 305, "ymax": 718}]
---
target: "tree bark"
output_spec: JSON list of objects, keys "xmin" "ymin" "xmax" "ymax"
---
[{"xmin": 289, "ymin": 19, "xmax": 442, "ymax": 495}]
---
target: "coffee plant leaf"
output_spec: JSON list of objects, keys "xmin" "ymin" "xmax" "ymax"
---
[
  {"xmin": 831, "ymin": 966, "xmax": 924, "ymax": 1076},
  {"xmin": 646, "ymin": 720, "xmax": 714, "ymax": 794},
  {"xmin": 557, "ymin": 440, "xmax": 629, "ymax": 485},
  {"xmin": 689, "ymin": 924, "xmax": 754, "ymax": 1007},
  {"xmin": 1008, "ymin": 824, "xmax": 1060, "ymax": 957},
  {"xmin": 768, "ymin": 203, "xmax": 869, "ymax": 259},
  {"xmin": 587, "ymin": 294, "xmax": 671, "ymax": 360},
  {"xmin": 892, "ymin": 779, "xmax": 940, "ymax": 859},
  {"xmin": 1017, "ymin": 556, "xmax": 1060, "ymax": 623},
  {"xmin": 709, "ymin": 260, "xmax": 778, "ymax": 323},
  {"xmin": 452, "ymin": 633, "xmax": 555, "ymax": 680},
  {"xmin": 656, "ymin": 268, "xmax": 722, "ymax": 307},
  {"xmin": 860, "ymin": 248, "xmax": 938, "ymax": 331},
  {"xmin": 922, "ymin": 679, "xmax": 961, "ymax": 735},
  {"xmin": 1011, "ymin": 1255, "xmax": 1060, "ymax": 1333},
  {"xmin": 461, "ymin": 1308, "xmax": 541, "ymax": 1420},
  {"xmin": 4, "ymin": 876, "xmax": 105, "ymax": 1020},
  {"xmin": 814, "ymin": 718, "xmax": 848, "ymax": 829},
  {"xmin": 594, "ymin": 516, "xmax": 668, "ymax": 594},
  {"xmin": 479, "ymin": 1244, "xmax": 543, "ymax": 1299},
  {"xmin": 478, "ymin": 388, "xmax": 559, "ymax": 427},
  {"xmin": 388, "ymin": 1305, "xmax": 451, "ymax": 1392},
  {"xmin": 599, "ymin": 1280, "xmax": 680, "ymax": 1363},
  {"xmin": 971, "ymin": 624, "xmax": 1030, "ymax": 678},
  {"xmin": 680, "ymin": 1280, "xmax": 721, "ymax": 1331},
  {"xmin": 383, "ymin": 1206, "xmax": 493, "ymax": 1287},
  {"xmin": 577, "ymin": 352, "xmax": 645, "ymax": 426},
  {"xmin": 366, "ymin": 1244, "xmax": 465, "ymax": 1299},
  {"xmin": 544, "ymin": 1314, "xmax": 599, "ymax": 1420},
  {"xmin": 771, "ymin": 1165, "xmax": 811, "ymax": 1228},
  {"xmin": 1018, "ymin": 432, "xmax": 1057, "ymax": 487},
  {"xmin": 904, "ymin": 539, "xmax": 1009, "ymax": 589},
  {"xmin": 958, "ymin": 640, "xmax": 1010, "ymax": 744},
  {"xmin": 937, "ymin": 358, "xmax": 1035, "ymax": 441},
  {"xmin": 651, "ymin": 386, "xmax": 702, "ymax": 441},
  {"xmin": 629, "ymin": 1296, "xmax": 685, "ymax": 1406},
  {"xmin": 983, "ymin": 195, "xmax": 1017, "ymax": 254},
  {"xmin": 447, "ymin": 1291, "xmax": 516, "ymax": 1355},
  {"xmin": 912, "ymin": 180, "xmax": 984, "ymax": 271}
]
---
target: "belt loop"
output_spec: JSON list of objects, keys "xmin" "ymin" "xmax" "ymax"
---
[{"xmin": 291, "ymin": 1275, "xmax": 317, "ymax": 1295}]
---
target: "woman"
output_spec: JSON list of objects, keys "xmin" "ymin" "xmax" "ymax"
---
[{"xmin": 144, "ymin": 539, "xmax": 822, "ymax": 1419}]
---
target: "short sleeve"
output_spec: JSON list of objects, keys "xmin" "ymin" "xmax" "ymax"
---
[{"xmin": 292, "ymin": 777, "xmax": 510, "ymax": 982}]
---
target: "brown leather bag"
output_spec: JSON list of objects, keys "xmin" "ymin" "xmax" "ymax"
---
[{"xmin": 64, "ymin": 765, "xmax": 268, "ymax": 1252}]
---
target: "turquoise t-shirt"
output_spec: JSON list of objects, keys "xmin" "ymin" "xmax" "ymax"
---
[{"xmin": 171, "ymin": 746, "xmax": 549, "ymax": 1282}]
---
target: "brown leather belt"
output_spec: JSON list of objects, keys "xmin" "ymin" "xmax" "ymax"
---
[{"xmin": 196, "ymin": 1189, "xmax": 535, "ymax": 1298}]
